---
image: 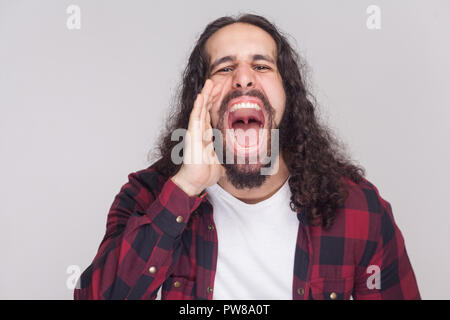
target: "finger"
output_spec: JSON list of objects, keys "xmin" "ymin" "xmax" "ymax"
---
[
  {"xmin": 204, "ymin": 106, "xmax": 216, "ymax": 141},
  {"xmin": 203, "ymin": 94, "xmax": 211, "ymax": 131},
  {"xmin": 201, "ymin": 78, "xmax": 213, "ymax": 93},
  {"xmin": 211, "ymin": 81, "xmax": 223, "ymax": 101},
  {"xmin": 208, "ymin": 82, "xmax": 223, "ymax": 111},
  {"xmin": 202, "ymin": 80, "xmax": 216, "ymax": 131},
  {"xmin": 203, "ymin": 116, "xmax": 213, "ymax": 142},
  {"xmin": 199, "ymin": 93, "xmax": 208, "ymax": 133},
  {"xmin": 201, "ymin": 79, "xmax": 214, "ymax": 107},
  {"xmin": 203, "ymin": 139, "xmax": 216, "ymax": 165},
  {"xmin": 205, "ymin": 108, "xmax": 213, "ymax": 133},
  {"xmin": 190, "ymin": 93, "xmax": 203, "ymax": 123}
]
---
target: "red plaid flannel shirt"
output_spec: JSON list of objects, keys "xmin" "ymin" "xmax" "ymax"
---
[{"xmin": 74, "ymin": 165, "xmax": 421, "ymax": 300}]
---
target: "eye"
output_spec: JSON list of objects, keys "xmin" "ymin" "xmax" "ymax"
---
[
  {"xmin": 254, "ymin": 65, "xmax": 271, "ymax": 71},
  {"xmin": 216, "ymin": 67, "xmax": 233, "ymax": 73}
]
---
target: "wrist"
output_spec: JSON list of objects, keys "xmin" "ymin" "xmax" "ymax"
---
[{"xmin": 171, "ymin": 173, "xmax": 203, "ymax": 197}]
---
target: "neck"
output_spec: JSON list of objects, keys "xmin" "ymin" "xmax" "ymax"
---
[{"xmin": 217, "ymin": 154, "xmax": 290, "ymax": 204}]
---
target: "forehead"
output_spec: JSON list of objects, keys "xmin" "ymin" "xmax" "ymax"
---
[{"xmin": 205, "ymin": 22, "xmax": 277, "ymax": 62}]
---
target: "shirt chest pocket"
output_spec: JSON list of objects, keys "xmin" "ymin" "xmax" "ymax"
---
[{"xmin": 309, "ymin": 277, "xmax": 354, "ymax": 300}]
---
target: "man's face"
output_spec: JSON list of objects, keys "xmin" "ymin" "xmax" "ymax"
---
[{"xmin": 205, "ymin": 22, "xmax": 286, "ymax": 188}]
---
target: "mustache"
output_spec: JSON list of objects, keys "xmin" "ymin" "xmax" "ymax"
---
[{"xmin": 217, "ymin": 89, "xmax": 275, "ymax": 128}]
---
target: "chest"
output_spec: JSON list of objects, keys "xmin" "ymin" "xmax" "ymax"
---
[{"xmin": 161, "ymin": 203, "xmax": 356, "ymax": 300}]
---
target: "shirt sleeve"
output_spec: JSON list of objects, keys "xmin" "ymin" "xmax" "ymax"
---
[
  {"xmin": 74, "ymin": 170, "xmax": 204, "ymax": 300},
  {"xmin": 353, "ymin": 196, "xmax": 421, "ymax": 300}
]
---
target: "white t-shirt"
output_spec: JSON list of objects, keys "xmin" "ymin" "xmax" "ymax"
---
[{"xmin": 205, "ymin": 178, "xmax": 299, "ymax": 300}]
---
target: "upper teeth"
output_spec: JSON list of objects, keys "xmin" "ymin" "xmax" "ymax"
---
[{"xmin": 230, "ymin": 103, "xmax": 261, "ymax": 113}]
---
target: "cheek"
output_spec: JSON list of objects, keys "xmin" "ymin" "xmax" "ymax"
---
[
  {"xmin": 209, "ymin": 99, "xmax": 226, "ymax": 129},
  {"xmin": 258, "ymin": 76, "xmax": 286, "ymax": 123},
  {"xmin": 210, "ymin": 77, "xmax": 232, "ymax": 127}
]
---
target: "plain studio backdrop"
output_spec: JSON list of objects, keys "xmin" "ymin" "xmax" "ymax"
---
[{"xmin": 1, "ymin": 0, "xmax": 449, "ymax": 299}]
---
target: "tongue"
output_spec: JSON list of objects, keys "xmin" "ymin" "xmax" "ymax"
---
[{"xmin": 232, "ymin": 122, "xmax": 260, "ymax": 147}]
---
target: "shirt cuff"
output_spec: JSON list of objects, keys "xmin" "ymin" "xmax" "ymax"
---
[{"xmin": 150, "ymin": 178, "xmax": 206, "ymax": 238}]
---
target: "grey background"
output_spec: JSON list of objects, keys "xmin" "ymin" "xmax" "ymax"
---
[{"xmin": 1, "ymin": 0, "xmax": 449, "ymax": 299}]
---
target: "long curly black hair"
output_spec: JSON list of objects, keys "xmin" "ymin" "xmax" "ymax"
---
[{"xmin": 152, "ymin": 13, "xmax": 366, "ymax": 229}]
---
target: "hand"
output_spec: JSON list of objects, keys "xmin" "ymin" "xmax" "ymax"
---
[{"xmin": 171, "ymin": 79, "xmax": 225, "ymax": 196}]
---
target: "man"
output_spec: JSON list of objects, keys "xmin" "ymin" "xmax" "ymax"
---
[{"xmin": 74, "ymin": 14, "xmax": 420, "ymax": 300}]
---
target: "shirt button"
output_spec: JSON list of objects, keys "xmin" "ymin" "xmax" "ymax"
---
[
  {"xmin": 208, "ymin": 224, "xmax": 214, "ymax": 231},
  {"xmin": 330, "ymin": 292, "xmax": 337, "ymax": 300},
  {"xmin": 176, "ymin": 216, "xmax": 184, "ymax": 223},
  {"xmin": 207, "ymin": 286, "xmax": 213, "ymax": 294},
  {"xmin": 173, "ymin": 281, "xmax": 181, "ymax": 288},
  {"xmin": 297, "ymin": 287, "xmax": 305, "ymax": 295},
  {"xmin": 148, "ymin": 266, "xmax": 157, "ymax": 274}
]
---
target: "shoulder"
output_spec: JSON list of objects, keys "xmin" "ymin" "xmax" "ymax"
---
[
  {"xmin": 341, "ymin": 176, "xmax": 392, "ymax": 214},
  {"xmin": 314, "ymin": 176, "xmax": 392, "ymax": 242}
]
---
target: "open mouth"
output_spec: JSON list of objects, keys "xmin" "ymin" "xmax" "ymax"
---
[{"xmin": 226, "ymin": 97, "xmax": 266, "ymax": 155}]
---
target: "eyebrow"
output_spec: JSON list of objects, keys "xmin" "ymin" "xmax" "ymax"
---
[{"xmin": 208, "ymin": 54, "xmax": 276, "ymax": 74}]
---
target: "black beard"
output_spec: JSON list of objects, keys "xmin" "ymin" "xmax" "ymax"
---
[
  {"xmin": 215, "ymin": 88, "xmax": 277, "ymax": 190},
  {"xmin": 222, "ymin": 162, "xmax": 270, "ymax": 189}
]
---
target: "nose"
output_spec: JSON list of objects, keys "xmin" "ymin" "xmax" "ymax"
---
[{"xmin": 232, "ymin": 65, "xmax": 255, "ymax": 89}]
